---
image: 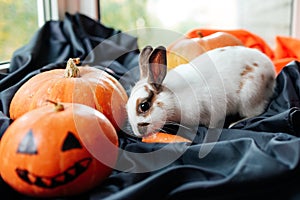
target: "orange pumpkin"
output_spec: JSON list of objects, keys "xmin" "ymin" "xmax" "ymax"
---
[
  {"xmin": 0, "ymin": 102, "xmax": 118, "ymax": 197},
  {"xmin": 9, "ymin": 58, "xmax": 128, "ymax": 130},
  {"xmin": 167, "ymin": 31, "xmax": 244, "ymax": 69},
  {"xmin": 142, "ymin": 132, "xmax": 191, "ymax": 143}
]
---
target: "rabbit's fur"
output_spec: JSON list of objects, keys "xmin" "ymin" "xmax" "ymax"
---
[{"xmin": 126, "ymin": 45, "xmax": 276, "ymax": 137}]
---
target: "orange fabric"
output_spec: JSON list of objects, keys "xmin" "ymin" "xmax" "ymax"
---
[
  {"xmin": 274, "ymin": 36, "xmax": 300, "ymax": 59},
  {"xmin": 186, "ymin": 28, "xmax": 300, "ymax": 75}
]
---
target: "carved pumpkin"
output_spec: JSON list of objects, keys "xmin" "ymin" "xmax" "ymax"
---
[
  {"xmin": 9, "ymin": 58, "xmax": 128, "ymax": 130},
  {"xmin": 167, "ymin": 31, "xmax": 243, "ymax": 69},
  {"xmin": 0, "ymin": 102, "xmax": 119, "ymax": 197}
]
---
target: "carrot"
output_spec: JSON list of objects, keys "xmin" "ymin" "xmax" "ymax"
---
[{"xmin": 142, "ymin": 132, "xmax": 191, "ymax": 143}]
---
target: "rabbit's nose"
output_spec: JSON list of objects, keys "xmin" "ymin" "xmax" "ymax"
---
[{"xmin": 137, "ymin": 122, "xmax": 150, "ymax": 135}]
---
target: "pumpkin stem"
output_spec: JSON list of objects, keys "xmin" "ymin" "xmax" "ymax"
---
[
  {"xmin": 46, "ymin": 100, "xmax": 65, "ymax": 112},
  {"xmin": 64, "ymin": 58, "xmax": 80, "ymax": 78},
  {"xmin": 196, "ymin": 31, "xmax": 204, "ymax": 38}
]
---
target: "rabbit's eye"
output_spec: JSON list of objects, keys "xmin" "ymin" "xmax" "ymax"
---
[{"xmin": 139, "ymin": 101, "xmax": 151, "ymax": 113}]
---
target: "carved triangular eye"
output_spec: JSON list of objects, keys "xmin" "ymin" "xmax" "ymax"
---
[
  {"xmin": 62, "ymin": 131, "xmax": 82, "ymax": 152},
  {"xmin": 17, "ymin": 129, "xmax": 38, "ymax": 154}
]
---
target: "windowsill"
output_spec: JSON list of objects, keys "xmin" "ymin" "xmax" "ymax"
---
[{"xmin": 0, "ymin": 62, "xmax": 9, "ymax": 73}]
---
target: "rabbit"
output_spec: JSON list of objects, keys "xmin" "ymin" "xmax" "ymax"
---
[{"xmin": 126, "ymin": 45, "xmax": 276, "ymax": 137}]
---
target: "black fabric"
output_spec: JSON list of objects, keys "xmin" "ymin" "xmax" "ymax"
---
[{"xmin": 1, "ymin": 13, "xmax": 300, "ymax": 200}]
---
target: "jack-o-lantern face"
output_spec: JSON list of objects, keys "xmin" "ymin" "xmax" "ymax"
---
[
  {"xmin": 16, "ymin": 130, "xmax": 92, "ymax": 189},
  {"xmin": 0, "ymin": 103, "xmax": 118, "ymax": 198}
]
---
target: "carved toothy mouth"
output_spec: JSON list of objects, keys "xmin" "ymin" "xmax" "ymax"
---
[{"xmin": 15, "ymin": 157, "xmax": 92, "ymax": 188}]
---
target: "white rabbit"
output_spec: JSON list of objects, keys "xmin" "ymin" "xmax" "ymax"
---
[{"xmin": 126, "ymin": 45, "xmax": 276, "ymax": 137}]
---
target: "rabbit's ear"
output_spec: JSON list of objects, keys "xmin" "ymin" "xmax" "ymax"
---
[
  {"xmin": 139, "ymin": 46, "xmax": 153, "ymax": 79},
  {"xmin": 148, "ymin": 46, "xmax": 167, "ymax": 89}
]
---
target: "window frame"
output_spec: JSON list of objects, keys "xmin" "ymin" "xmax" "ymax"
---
[
  {"xmin": 292, "ymin": 0, "xmax": 300, "ymax": 38},
  {"xmin": 40, "ymin": 0, "xmax": 100, "ymax": 24}
]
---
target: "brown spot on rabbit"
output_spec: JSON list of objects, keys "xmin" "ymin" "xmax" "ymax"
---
[
  {"xmin": 240, "ymin": 65, "xmax": 254, "ymax": 77},
  {"xmin": 157, "ymin": 102, "xmax": 164, "ymax": 108},
  {"xmin": 135, "ymin": 87, "xmax": 155, "ymax": 115},
  {"xmin": 237, "ymin": 81, "xmax": 245, "ymax": 93},
  {"xmin": 253, "ymin": 62, "xmax": 259, "ymax": 67}
]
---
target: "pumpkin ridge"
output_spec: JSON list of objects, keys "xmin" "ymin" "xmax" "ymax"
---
[
  {"xmin": 9, "ymin": 73, "xmax": 54, "ymax": 118},
  {"xmin": 72, "ymin": 78, "xmax": 98, "ymax": 108},
  {"xmin": 28, "ymin": 76, "xmax": 65, "ymax": 115},
  {"xmin": 29, "ymin": 78, "xmax": 67, "ymax": 109},
  {"xmin": 94, "ymin": 76, "xmax": 124, "ymax": 129}
]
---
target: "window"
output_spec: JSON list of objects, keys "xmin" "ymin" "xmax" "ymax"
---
[
  {"xmin": 100, "ymin": 0, "xmax": 294, "ymax": 48},
  {"xmin": 0, "ymin": 0, "xmax": 39, "ymax": 61},
  {"xmin": 0, "ymin": 0, "xmax": 298, "ymax": 64}
]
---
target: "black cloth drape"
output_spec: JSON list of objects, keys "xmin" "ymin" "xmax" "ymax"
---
[{"xmin": 1, "ymin": 13, "xmax": 300, "ymax": 200}]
